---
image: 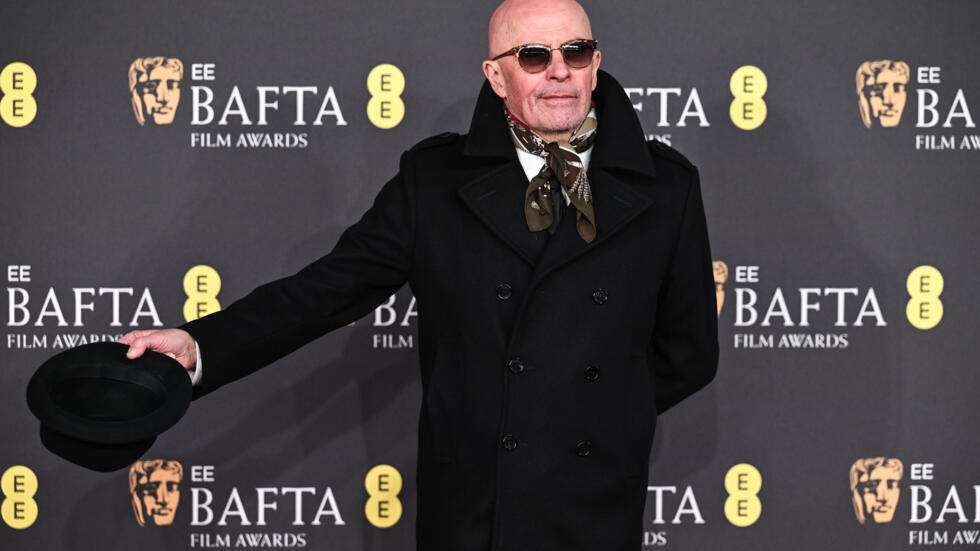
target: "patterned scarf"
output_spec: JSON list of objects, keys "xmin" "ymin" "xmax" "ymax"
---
[{"xmin": 505, "ymin": 106, "xmax": 598, "ymax": 243}]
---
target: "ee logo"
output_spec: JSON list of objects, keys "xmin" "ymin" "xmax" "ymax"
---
[
  {"xmin": 2, "ymin": 466, "xmax": 38, "ymax": 529},
  {"xmin": 724, "ymin": 463, "xmax": 761, "ymax": 527},
  {"xmin": 367, "ymin": 64, "xmax": 405, "ymax": 129},
  {"xmin": 907, "ymin": 265, "xmax": 943, "ymax": 330},
  {"xmin": 1, "ymin": 62, "xmax": 37, "ymax": 127},
  {"xmin": 183, "ymin": 265, "xmax": 221, "ymax": 322},
  {"xmin": 729, "ymin": 65, "xmax": 767, "ymax": 130},
  {"xmin": 364, "ymin": 464, "xmax": 402, "ymax": 528}
]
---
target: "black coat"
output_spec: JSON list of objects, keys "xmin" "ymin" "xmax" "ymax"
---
[{"xmin": 181, "ymin": 70, "xmax": 718, "ymax": 551}]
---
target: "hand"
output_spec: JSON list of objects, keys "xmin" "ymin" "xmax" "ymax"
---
[{"xmin": 117, "ymin": 329, "xmax": 197, "ymax": 371}]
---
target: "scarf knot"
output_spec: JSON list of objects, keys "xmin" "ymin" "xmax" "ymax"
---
[{"xmin": 505, "ymin": 107, "xmax": 598, "ymax": 243}]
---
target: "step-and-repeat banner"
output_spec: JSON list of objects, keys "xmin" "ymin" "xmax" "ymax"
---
[{"xmin": 2, "ymin": 0, "xmax": 978, "ymax": 549}]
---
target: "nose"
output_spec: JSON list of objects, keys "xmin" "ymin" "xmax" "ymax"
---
[
  {"xmin": 155, "ymin": 486, "xmax": 169, "ymax": 505},
  {"xmin": 882, "ymin": 85, "xmax": 894, "ymax": 106},
  {"xmin": 155, "ymin": 82, "xmax": 167, "ymax": 104},
  {"xmin": 545, "ymin": 48, "xmax": 571, "ymax": 80}
]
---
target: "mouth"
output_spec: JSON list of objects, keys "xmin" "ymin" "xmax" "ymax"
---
[{"xmin": 539, "ymin": 94, "xmax": 578, "ymax": 105}]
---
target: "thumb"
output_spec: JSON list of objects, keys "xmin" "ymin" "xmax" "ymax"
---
[{"xmin": 126, "ymin": 338, "xmax": 147, "ymax": 359}]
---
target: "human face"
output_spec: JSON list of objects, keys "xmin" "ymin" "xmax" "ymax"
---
[
  {"xmin": 139, "ymin": 66, "xmax": 181, "ymax": 125},
  {"xmin": 857, "ymin": 467, "xmax": 900, "ymax": 523},
  {"xmin": 139, "ymin": 469, "xmax": 181, "ymax": 525},
  {"xmin": 863, "ymin": 69, "xmax": 907, "ymax": 127},
  {"xmin": 484, "ymin": 2, "xmax": 600, "ymax": 142}
]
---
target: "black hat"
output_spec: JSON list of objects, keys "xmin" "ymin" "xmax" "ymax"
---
[{"xmin": 26, "ymin": 341, "xmax": 192, "ymax": 472}]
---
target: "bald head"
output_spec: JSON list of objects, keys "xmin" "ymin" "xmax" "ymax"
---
[{"xmin": 488, "ymin": 0, "xmax": 593, "ymax": 58}]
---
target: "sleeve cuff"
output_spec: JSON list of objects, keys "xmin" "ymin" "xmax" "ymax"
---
[{"xmin": 187, "ymin": 341, "xmax": 203, "ymax": 386}]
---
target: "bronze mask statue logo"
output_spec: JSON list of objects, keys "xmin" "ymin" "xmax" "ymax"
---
[
  {"xmin": 129, "ymin": 459, "xmax": 183, "ymax": 526},
  {"xmin": 849, "ymin": 457, "xmax": 903, "ymax": 524},
  {"xmin": 856, "ymin": 60, "xmax": 910, "ymax": 128},
  {"xmin": 713, "ymin": 260, "xmax": 728, "ymax": 317},
  {"xmin": 129, "ymin": 57, "xmax": 183, "ymax": 126}
]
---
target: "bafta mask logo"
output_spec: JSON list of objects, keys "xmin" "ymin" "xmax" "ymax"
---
[
  {"xmin": 129, "ymin": 57, "xmax": 183, "ymax": 126},
  {"xmin": 129, "ymin": 459, "xmax": 183, "ymax": 526},
  {"xmin": 856, "ymin": 60, "xmax": 910, "ymax": 128},
  {"xmin": 713, "ymin": 260, "xmax": 728, "ymax": 317},
  {"xmin": 849, "ymin": 457, "xmax": 903, "ymax": 524}
]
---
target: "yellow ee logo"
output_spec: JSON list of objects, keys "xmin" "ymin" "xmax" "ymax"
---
[
  {"xmin": 729, "ymin": 65, "xmax": 766, "ymax": 130},
  {"xmin": 183, "ymin": 265, "xmax": 221, "ymax": 322},
  {"xmin": 367, "ymin": 64, "xmax": 405, "ymax": 129},
  {"xmin": 364, "ymin": 464, "xmax": 402, "ymax": 528},
  {"xmin": 724, "ymin": 463, "xmax": 761, "ymax": 527},
  {"xmin": 1, "ymin": 62, "xmax": 38, "ymax": 127},
  {"xmin": 906, "ymin": 265, "xmax": 943, "ymax": 330},
  {"xmin": 2, "ymin": 466, "xmax": 38, "ymax": 529}
]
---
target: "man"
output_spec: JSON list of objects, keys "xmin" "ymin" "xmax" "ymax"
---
[
  {"xmin": 849, "ymin": 457, "xmax": 903, "ymax": 525},
  {"xmin": 129, "ymin": 459, "xmax": 183, "ymax": 527},
  {"xmin": 129, "ymin": 56, "xmax": 183, "ymax": 126},
  {"xmin": 120, "ymin": 1, "xmax": 718, "ymax": 548},
  {"xmin": 856, "ymin": 60, "xmax": 910, "ymax": 128}
]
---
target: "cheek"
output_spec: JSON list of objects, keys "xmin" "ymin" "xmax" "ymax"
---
[
  {"xmin": 575, "ymin": 73, "xmax": 595, "ymax": 103},
  {"xmin": 507, "ymin": 84, "xmax": 539, "ymax": 121},
  {"xmin": 513, "ymin": 81, "xmax": 537, "ymax": 105}
]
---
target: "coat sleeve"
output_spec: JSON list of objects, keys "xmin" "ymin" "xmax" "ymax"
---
[
  {"xmin": 179, "ymin": 153, "xmax": 417, "ymax": 398},
  {"xmin": 648, "ymin": 166, "xmax": 719, "ymax": 414}
]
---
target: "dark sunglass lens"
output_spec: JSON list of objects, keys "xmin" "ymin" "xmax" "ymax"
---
[
  {"xmin": 562, "ymin": 42, "xmax": 595, "ymax": 68},
  {"xmin": 518, "ymin": 47, "xmax": 551, "ymax": 72}
]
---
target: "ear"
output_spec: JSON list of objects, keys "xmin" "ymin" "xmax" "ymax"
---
[
  {"xmin": 482, "ymin": 60, "xmax": 508, "ymax": 99},
  {"xmin": 590, "ymin": 50, "xmax": 602, "ymax": 91}
]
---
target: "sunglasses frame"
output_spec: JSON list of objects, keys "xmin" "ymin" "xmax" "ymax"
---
[{"xmin": 491, "ymin": 38, "xmax": 599, "ymax": 73}]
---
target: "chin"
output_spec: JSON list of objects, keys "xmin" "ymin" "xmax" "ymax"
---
[{"xmin": 536, "ymin": 116, "xmax": 584, "ymax": 135}]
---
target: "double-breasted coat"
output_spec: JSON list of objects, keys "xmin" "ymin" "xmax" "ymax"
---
[{"xmin": 181, "ymin": 70, "xmax": 719, "ymax": 551}]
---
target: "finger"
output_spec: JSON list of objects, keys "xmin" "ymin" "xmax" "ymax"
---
[
  {"xmin": 117, "ymin": 329, "xmax": 156, "ymax": 345},
  {"xmin": 126, "ymin": 338, "xmax": 148, "ymax": 359}
]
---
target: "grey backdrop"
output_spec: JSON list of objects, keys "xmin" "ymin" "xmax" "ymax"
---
[{"xmin": 2, "ymin": 0, "xmax": 979, "ymax": 549}]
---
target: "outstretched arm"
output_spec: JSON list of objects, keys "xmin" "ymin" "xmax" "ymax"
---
[{"xmin": 121, "ymin": 158, "xmax": 417, "ymax": 398}]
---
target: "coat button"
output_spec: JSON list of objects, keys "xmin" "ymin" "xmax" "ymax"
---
[
  {"xmin": 502, "ymin": 435, "xmax": 518, "ymax": 451},
  {"xmin": 592, "ymin": 288, "xmax": 608, "ymax": 305},
  {"xmin": 507, "ymin": 357, "xmax": 525, "ymax": 374},
  {"xmin": 576, "ymin": 441, "xmax": 592, "ymax": 457},
  {"xmin": 496, "ymin": 283, "xmax": 512, "ymax": 300},
  {"xmin": 584, "ymin": 365, "xmax": 600, "ymax": 381}
]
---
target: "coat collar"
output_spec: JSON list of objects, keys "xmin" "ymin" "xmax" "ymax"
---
[
  {"xmin": 462, "ymin": 69, "xmax": 656, "ymax": 179},
  {"xmin": 458, "ymin": 70, "xmax": 656, "ymax": 274}
]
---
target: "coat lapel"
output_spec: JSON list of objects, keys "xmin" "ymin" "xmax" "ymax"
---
[
  {"xmin": 457, "ymin": 161, "xmax": 549, "ymax": 266},
  {"xmin": 529, "ymin": 167, "xmax": 653, "ymax": 284}
]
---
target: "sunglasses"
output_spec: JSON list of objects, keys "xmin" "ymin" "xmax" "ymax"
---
[{"xmin": 491, "ymin": 39, "xmax": 598, "ymax": 73}]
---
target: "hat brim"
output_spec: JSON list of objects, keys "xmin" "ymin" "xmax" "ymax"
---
[{"xmin": 26, "ymin": 341, "xmax": 191, "ymax": 471}]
